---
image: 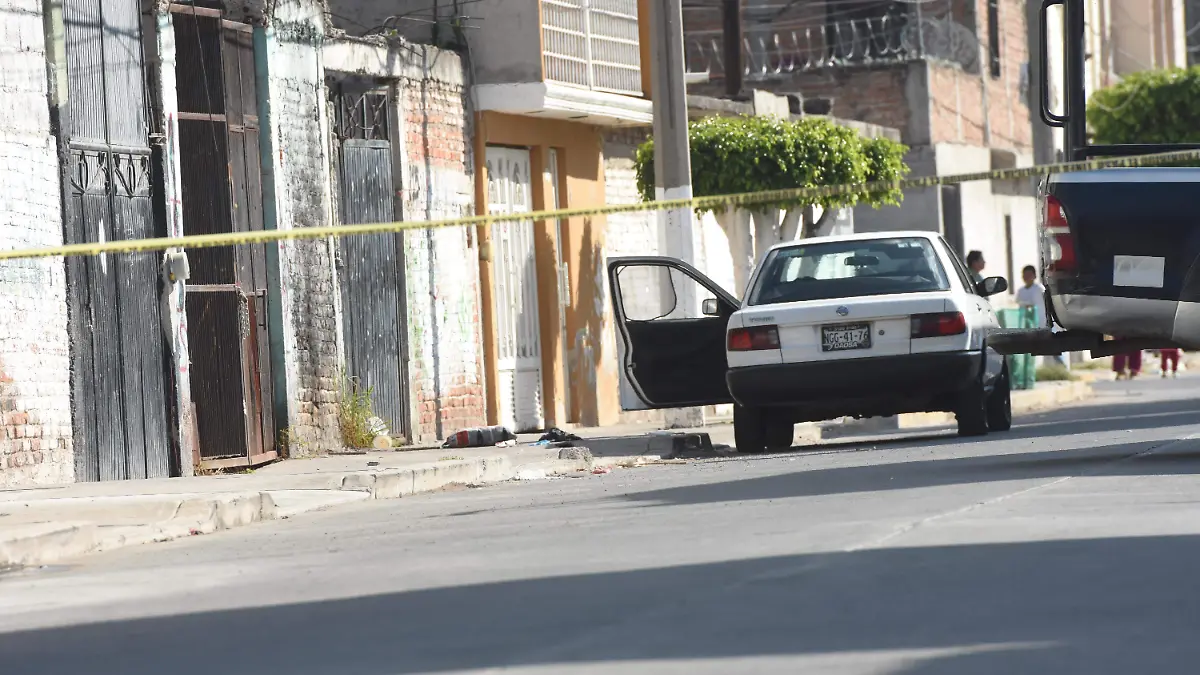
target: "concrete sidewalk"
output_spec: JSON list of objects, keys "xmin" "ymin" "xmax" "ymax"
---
[
  {"xmin": 0, "ymin": 435, "xmax": 700, "ymax": 569},
  {"xmin": 0, "ymin": 380, "xmax": 1092, "ymax": 570}
]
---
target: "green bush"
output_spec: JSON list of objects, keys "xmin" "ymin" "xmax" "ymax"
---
[
  {"xmin": 1036, "ymin": 364, "xmax": 1077, "ymax": 382},
  {"xmin": 634, "ymin": 115, "xmax": 909, "ymax": 215},
  {"xmin": 339, "ymin": 374, "xmax": 382, "ymax": 449},
  {"xmin": 1088, "ymin": 67, "xmax": 1200, "ymax": 147}
]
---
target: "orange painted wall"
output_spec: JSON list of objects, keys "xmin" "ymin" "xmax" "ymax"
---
[{"xmin": 475, "ymin": 111, "xmax": 620, "ymax": 429}]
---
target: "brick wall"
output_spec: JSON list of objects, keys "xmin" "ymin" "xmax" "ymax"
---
[
  {"xmin": 398, "ymin": 48, "xmax": 486, "ymax": 443},
  {"xmin": 0, "ymin": 0, "xmax": 74, "ymax": 487},
  {"xmin": 265, "ymin": 1, "xmax": 343, "ymax": 455},
  {"xmin": 685, "ymin": 0, "xmax": 1032, "ymax": 153}
]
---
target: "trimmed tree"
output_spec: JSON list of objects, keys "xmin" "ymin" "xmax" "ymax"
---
[
  {"xmin": 634, "ymin": 115, "xmax": 909, "ymax": 294},
  {"xmin": 1088, "ymin": 66, "xmax": 1200, "ymax": 145}
]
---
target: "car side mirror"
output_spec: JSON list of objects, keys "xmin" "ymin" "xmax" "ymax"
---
[
  {"xmin": 701, "ymin": 298, "xmax": 720, "ymax": 316},
  {"xmin": 976, "ymin": 276, "xmax": 1008, "ymax": 297}
]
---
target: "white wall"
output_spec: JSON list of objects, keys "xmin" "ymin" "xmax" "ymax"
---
[{"xmin": 0, "ymin": 0, "xmax": 73, "ymax": 487}]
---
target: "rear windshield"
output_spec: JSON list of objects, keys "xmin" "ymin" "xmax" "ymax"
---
[{"xmin": 748, "ymin": 237, "xmax": 952, "ymax": 306}]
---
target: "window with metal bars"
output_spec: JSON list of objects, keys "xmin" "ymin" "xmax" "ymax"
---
[{"xmin": 987, "ymin": 0, "xmax": 1001, "ymax": 78}]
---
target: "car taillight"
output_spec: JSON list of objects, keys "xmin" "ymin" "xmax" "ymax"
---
[
  {"xmin": 728, "ymin": 325, "xmax": 780, "ymax": 351},
  {"xmin": 911, "ymin": 312, "xmax": 967, "ymax": 339},
  {"xmin": 1042, "ymin": 194, "xmax": 1076, "ymax": 273}
]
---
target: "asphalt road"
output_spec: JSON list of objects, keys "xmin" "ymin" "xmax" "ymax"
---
[{"xmin": 4, "ymin": 376, "xmax": 1200, "ymax": 674}]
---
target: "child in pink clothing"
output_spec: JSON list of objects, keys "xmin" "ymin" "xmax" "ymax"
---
[
  {"xmin": 1113, "ymin": 351, "xmax": 1142, "ymax": 380},
  {"xmin": 1160, "ymin": 348, "xmax": 1181, "ymax": 378}
]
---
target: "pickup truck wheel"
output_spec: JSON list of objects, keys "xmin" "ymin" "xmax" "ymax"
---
[
  {"xmin": 734, "ymin": 405, "xmax": 767, "ymax": 454},
  {"xmin": 987, "ymin": 365, "xmax": 1013, "ymax": 432},
  {"xmin": 955, "ymin": 380, "xmax": 989, "ymax": 437}
]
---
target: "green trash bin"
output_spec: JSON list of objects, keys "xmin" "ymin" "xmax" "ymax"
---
[{"xmin": 997, "ymin": 307, "xmax": 1038, "ymax": 390}]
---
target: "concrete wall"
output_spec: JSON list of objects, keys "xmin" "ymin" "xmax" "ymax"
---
[
  {"xmin": 1112, "ymin": 0, "xmax": 1189, "ymax": 73},
  {"xmin": 397, "ymin": 48, "xmax": 487, "ymax": 443},
  {"xmin": 259, "ymin": 0, "xmax": 343, "ymax": 456},
  {"xmin": 322, "ymin": 39, "xmax": 488, "ymax": 444},
  {"xmin": 0, "ymin": 0, "xmax": 73, "ymax": 487},
  {"xmin": 854, "ymin": 145, "xmax": 941, "ymax": 233},
  {"xmin": 326, "ymin": 0, "xmax": 543, "ymax": 85}
]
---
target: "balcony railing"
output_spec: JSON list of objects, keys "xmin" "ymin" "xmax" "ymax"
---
[
  {"xmin": 542, "ymin": 0, "xmax": 643, "ymax": 96},
  {"xmin": 685, "ymin": 12, "xmax": 979, "ymax": 81}
]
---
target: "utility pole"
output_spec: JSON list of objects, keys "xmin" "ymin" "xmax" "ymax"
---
[
  {"xmin": 648, "ymin": 0, "xmax": 696, "ymax": 266},
  {"xmin": 648, "ymin": 0, "xmax": 702, "ymax": 427},
  {"xmin": 722, "ymin": 0, "xmax": 743, "ymax": 97}
]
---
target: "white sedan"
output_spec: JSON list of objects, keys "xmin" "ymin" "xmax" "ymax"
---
[{"xmin": 608, "ymin": 231, "xmax": 1013, "ymax": 453}]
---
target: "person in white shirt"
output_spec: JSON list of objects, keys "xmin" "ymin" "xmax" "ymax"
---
[
  {"xmin": 1015, "ymin": 265, "xmax": 1066, "ymax": 367},
  {"xmin": 1015, "ymin": 265, "xmax": 1046, "ymax": 328}
]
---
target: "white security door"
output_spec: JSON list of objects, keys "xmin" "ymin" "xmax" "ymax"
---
[{"xmin": 486, "ymin": 146, "xmax": 545, "ymax": 433}]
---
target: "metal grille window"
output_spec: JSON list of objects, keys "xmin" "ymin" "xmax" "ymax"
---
[
  {"xmin": 987, "ymin": 0, "xmax": 1001, "ymax": 78},
  {"xmin": 542, "ymin": 0, "xmax": 643, "ymax": 95}
]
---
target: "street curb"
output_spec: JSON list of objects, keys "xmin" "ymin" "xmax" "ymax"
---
[{"xmin": 0, "ymin": 451, "xmax": 592, "ymax": 569}]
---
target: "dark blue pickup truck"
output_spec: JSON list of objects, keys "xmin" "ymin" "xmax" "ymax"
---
[{"xmin": 991, "ymin": 0, "xmax": 1200, "ymax": 358}]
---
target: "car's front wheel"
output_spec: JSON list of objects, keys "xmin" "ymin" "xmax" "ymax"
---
[{"xmin": 987, "ymin": 364, "xmax": 1013, "ymax": 432}]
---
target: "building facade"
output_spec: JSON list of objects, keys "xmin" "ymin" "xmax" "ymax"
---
[
  {"xmin": 329, "ymin": 0, "xmax": 660, "ymax": 430},
  {"xmin": 0, "ymin": 0, "xmax": 487, "ymax": 488}
]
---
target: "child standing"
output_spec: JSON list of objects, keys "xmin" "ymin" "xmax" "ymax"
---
[
  {"xmin": 1160, "ymin": 348, "xmax": 1181, "ymax": 378},
  {"xmin": 1114, "ymin": 350, "xmax": 1143, "ymax": 380},
  {"xmin": 1015, "ymin": 265, "xmax": 1046, "ymax": 328}
]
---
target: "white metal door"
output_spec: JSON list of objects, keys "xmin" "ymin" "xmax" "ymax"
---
[{"xmin": 486, "ymin": 146, "xmax": 544, "ymax": 432}]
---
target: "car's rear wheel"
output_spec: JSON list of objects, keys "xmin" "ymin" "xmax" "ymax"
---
[
  {"xmin": 955, "ymin": 379, "xmax": 989, "ymax": 437},
  {"xmin": 734, "ymin": 405, "xmax": 766, "ymax": 454},
  {"xmin": 987, "ymin": 364, "xmax": 1013, "ymax": 431},
  {"xmin": 764, "ymin": 417, "xmax": 795, "ymax": 451}
]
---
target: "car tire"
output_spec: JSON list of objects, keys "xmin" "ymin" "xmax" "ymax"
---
[
  {"xmin": 955, "ymin": 379, "xmax": 989, "ymax": 437},
  {"xmin": 987, "ymin": 364, "xmax": 1013, "ymax": 432},
  {"xmin": 764, "ymin": 417, "xmax": 795, "ymax": 451},
  {"xmin": 734, "ymin": 405, "xmax": 767, "ymax": 454}
]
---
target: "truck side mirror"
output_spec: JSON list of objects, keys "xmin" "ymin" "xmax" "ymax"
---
[
  {"xmin": 702, "ymin": 298, "xmax": 720, "ymax": 316},
  {"xmin": 976, "ymin": 276, "xmax": 1009, "ymax": 297}
]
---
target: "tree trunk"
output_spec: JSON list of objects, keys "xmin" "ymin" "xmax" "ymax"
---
[
  {"xmin": 751, "ymin": 208, "xmax": 780, "ymax": 262},
  {"xmin": 780, "ymin": 208, "xmax": 803, "ymax": 241},
  {"xmin": 715, "ymin": 208, "xmax": 754, "ymax": 296},
  {"xmin": 803, "ymin": 206, "xmax": 836, "ymax": 239}
]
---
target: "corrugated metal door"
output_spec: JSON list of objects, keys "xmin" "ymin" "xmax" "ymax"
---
[
  {"xmin": 485, "ymin": 146, "xmax": 544, "ymax": 433},
  {"xmin": 333, "ymin": 83, "xmax": 408, "ymax": 441},
  {"xmin": 61, "ymin": 0, "xmax": 173, "ymax": 480},
  {"xmin": 173, "ymin": 8, "xmax": 275, "ymax": 468}
]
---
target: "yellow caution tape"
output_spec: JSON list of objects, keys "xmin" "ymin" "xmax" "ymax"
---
[{"xmin": 2, "ymin": 147, "xmax": 1198, "ymax": 262}]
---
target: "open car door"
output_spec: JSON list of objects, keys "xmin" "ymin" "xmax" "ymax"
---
[{"xmin": 608, "ymin": 257, "xmax": 739, "ymax": 410}]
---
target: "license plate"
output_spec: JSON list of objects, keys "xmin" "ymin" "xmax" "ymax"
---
[{"xmin": 821, "ymin": 323, "xmax": 872, "ymax": 352}]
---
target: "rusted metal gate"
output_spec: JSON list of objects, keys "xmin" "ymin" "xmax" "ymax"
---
[
  {"xmin": 60, "ymin": 0, "xmax": 173, "ymax": 480},
  {"xmin": 331, "ymin": 81, "xmax": 410, "ymax": 440},
  {"xmin": 173, "ymin": 6, "xmax": 276, "ymax": 468}
]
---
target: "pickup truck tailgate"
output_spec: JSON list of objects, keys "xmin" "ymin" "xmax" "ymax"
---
[{"xmin": 1045, "ymin": 168, "xmax": 1200, "ymax": 343}]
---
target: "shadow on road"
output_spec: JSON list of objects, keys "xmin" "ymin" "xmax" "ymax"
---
[
  {"xmin": 626, "ymin": 438, "xmax": 1200, "ymax": 506},
  {"xmin": 4, "ymin": 534, "xmax": 1200, "ymax": 674},
  {"xmin": 748, "ymin": 387, "xmax": 1200, "ymax": 461}
]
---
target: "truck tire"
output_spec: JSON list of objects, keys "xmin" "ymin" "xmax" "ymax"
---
[
  {"xmin": 987, "ymin": 365, "xmax": 1013, "ymax": 432},
  {"xmin": 734, "ymin": 405, "xmax": 767, "ymax": 454},
  {"xmin": 956, "ymin": 380, "xmax": 990, "ymax": 437}
]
